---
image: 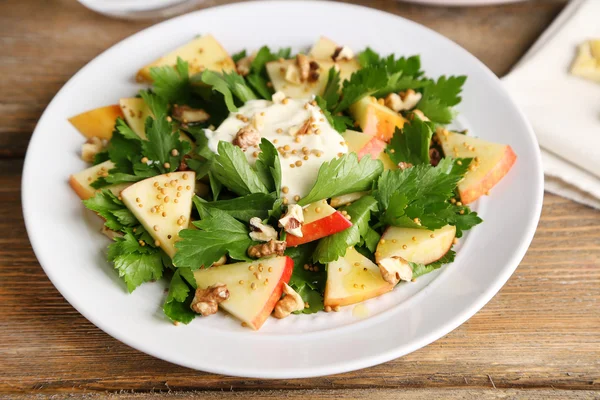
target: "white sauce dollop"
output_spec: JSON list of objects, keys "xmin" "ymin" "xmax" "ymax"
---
[{"xmin": 205, "ymin": 94, "xmax": 348, "ymax": 203}]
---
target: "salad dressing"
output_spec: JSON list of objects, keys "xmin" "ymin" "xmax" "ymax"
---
[{"xmin": 205, "ymin": 95, "xmax": 348, "ymax": 203}]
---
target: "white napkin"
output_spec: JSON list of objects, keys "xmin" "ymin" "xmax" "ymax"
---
[{"xmin": 502, "ymin": 0, "xmax": 600, "ymax": 209}]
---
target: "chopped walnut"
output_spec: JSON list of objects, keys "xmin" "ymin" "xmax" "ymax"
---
[
  {"xmin": 296, "ymin": 54, "xmax": 310, "ymax": 82},
  {"xmin": 249, "ymin": 217, "xmax": 278, "ymax": 242},
  {"xmin": 378, "ymin": 257, "xmax": 413, "ymax": 286},
  {"xmin": 398, "ymin": 162, "xmax": 413, "ymax": 171},
  {"xmin": 81, "ymin": 137, "xmax": 106, "ymax": 163},
  {"xmin": 332, "ymin": 46, "xmax": 354, "ymax": 62},
  {"xmin": 412, "ymin": 109, "xmax": 430, "ymax": 122},
  {"xmin": 384, "ymin": 89, "xmax": 422, "ymax": 112},
  {"xmin": 429, "ymin": 148, "xmax": 441, "ymax": 167},
  {"xmin": 190, "ymin": 284, "xmax": 229, "ymax": 316},
  {"xmin": 278, "ymin": 204, "xmax": 304, "ymax": 237},
  {"xmin": 236, "ymin": 54, "xmax": 255, "ymax": 76},
  {"xmin": 247, "ymin": 239, "xmax": 287, "ymax": 258},
  {"xmin": 232, "ymin": 125, "xmax": 260, "ymax": 149},
  {"xmin": 273, "ymin": 283, "xmax": 304, "ymax": 319},
  {"xmin": 172, "ymin": 105, "xmax": 210, "ymax": 123},
  {"xmin": 308, "ymin": 61, "xmax": 320, "ymax": 82}
]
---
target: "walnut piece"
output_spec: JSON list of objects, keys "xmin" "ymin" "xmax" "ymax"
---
[
  {"xmin": 412, "ymin": 109, "xmax": 430, "ymax": 122},
  {"xmin": 397, "ymin": 162, "xmax": 413, "ymax": 171},
  {"xmin": 232, "ymin": 125, "xmax": 260, "ymax": 149},
  {"xmin": 273, "ymin": 283, "xmax": 304, "ymax": 319},
  {"xmin": 278, "ymin": 204, "xmax": 304, "ymax": 237},
  {"xmin": 296, "ymin": 54, "xmax": 311, "ymax": 82},
  {"xmin": 378, "ymin": 257, "xmax": 413, "ymax": 286},
  {"xmin": 236, "ymin": 54, "xmax": 255, "ymax": 76},
  {"xmin": 172, "ymin": 105, "xmax": 210, "ymax": 123},
  {"xmin": 384, "ymin": 89, "xmax": 423, "ymax": 112},
  {"xmin": 81, "ymin": 137, "xmax": 106, "ymax": 163},
  {"xmin": 332, "ymin": 46, "xmax": 354, "ymax": 62},
  {"xmin": 249, "ymin": 217, "xmax": 278, "ymax": 242},
  {"xmin": 247, "ymin": 239, "xmax": 287, "ymax": 258},
  {"xmin": 190, "ymin": 284, "xmax": 229, "ymax": 316}
]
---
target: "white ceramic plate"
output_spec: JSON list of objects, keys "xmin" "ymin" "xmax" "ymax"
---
[
  {"xmin": 22, "ymin": 1, "xmax": 543, "ymax": 378},
  {"xmin": 401, "ymin": 0, "xmax": 527, "ymax": 5}
]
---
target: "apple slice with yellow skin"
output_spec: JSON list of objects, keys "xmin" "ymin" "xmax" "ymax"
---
[
  {"xmin": 119, "ymin": 98, "xmax": 152, "ymax": 139},
  {"xmin": 193, "ymin": 256, "xmax": 294, "ymax": 330},
  {"xmin": 136, "ymin": 35, "xmax": 236, "ymax": 82},
  {"xmin": 286, "ymin": 200, "xmax": 352, "ymax": 247},
  {"xmin": 309, "ymin": 36, "xmax": 339, "ymax": 59},
  {"xmin": 325, "ymin": 247, "xmax": 393, "ymax": 308},
  {"xmin": 69, "ymin": 161, "xmax": 129, "ymax": 200},
  {"xmin": 343, "ymin": 129, "xmax": 387, "ymax": 160},
  {"xmin": 120, "ymin": 171, "xmax": 195, "ymax": 258},
  {"xmin": 349, "ymin": 96, "xmax": 407, "ymax": 142},
  {"xmin": 438, "ymin": 130, "xmax": 517, "ymax": 204},
  {"xmin": 266, "ymin": 58, "xmax": 359, "ymax": 99},
  {"xmin": 330, "ymin": 191, "xmax": 368, "ymax": 208},
  {"xmin": 376, "ymin": 225, "xmax": 456, "ymax": 265},
  {"xmin": 68, "ymin": 105, "xmax": 123, "ymax": 140}
]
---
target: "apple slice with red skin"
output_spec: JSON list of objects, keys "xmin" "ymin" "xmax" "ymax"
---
[
  {"xmin": 376, "ymin": 225, "xmax": 456, "ymax": 265},
  {"xmin": 438, "ymin": 130, "xmax": 517, "ymax": 204},
  {"xmin": 349, "ymin": 96, "xmax": 407, "ymax": 142},
  {"xmin": 325, "ymin": 247, "xmax": 394, "ymax": 308},
  {"xmin": 343, "ymin": 129, "xmax": 387, "ymax": 160},
  {"xmin": 193, "ymin": 256, "xmax": 294, "ymax": 330},
  {"xmin": 69, "ymin": 105, "xmax": 123, "ymax": 140},
  {"xmin": 286, "ymin": 200, "xmax": 352, "ymax": 247}
]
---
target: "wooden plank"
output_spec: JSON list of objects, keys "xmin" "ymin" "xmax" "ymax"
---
[
  {"xmin": 4, "ymin": 389, "xmax": 600, "ymax": 399},
  {"xmin": 1, "ymin": 160, "xmax": 598, "ymax": 394},
  {"xmin": 0, "ymin": 0, "xmax": 567, "ymax": 158}
]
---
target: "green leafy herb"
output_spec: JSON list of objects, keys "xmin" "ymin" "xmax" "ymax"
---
[
  {"xmin": 231, "ymin": 50, "xmax": 247, "ymax": 63},
  {"xmin": 255, "ymin": 138, "xmax": 282, "ymax": 196},
  {"xmin": 245, "ymin": 46, "xmax": 291, "ymax": 100},
  {"xmin": 417, "ymin": 76, "xmax": 467, "ymax": 124},
  {"xmin": 315, "ymin": 95, "xmax": 353, "ymax": 133},
  {"xmin": 286, "ymin": 243, "xmax": 326, "ymax": 314},
  {"xmin": 360, "ymin": 227, "xmax": 381, "ymax": 253},
  {"xmin": 199, "ymin": 70, "xmax": 257, "ymax": 112},
  {"xmin": 334, "ymin": 67, "xmax": 389, "ymax": 113},
  {"xmin": 163, "ymin": 269, "xmax": 196, "ymax": 324},
  {"xmin": 150, "ymin": 57, "xmax": 190, "ymax": 104},
  {"xmin": 83, "ymin": 190, "xmax": 136, "ymax": 231},
  {"xmin": 192, "ymin": 193, "xmax": 276, "ymax": 223},
  {"xmin": 173, "ymin": 207, "xmax": 253, "ymax": 269},
  {"xmin": 299, "ymin": 153, "xmax": 383, "ymax": 206},
  {"xmin": 386, "ymin": 116, "xmax": 434, "ymax": 166},
  {"xmin": 410, "ymin": 249, "xmax": 455, "ymax": 279},
  {"xmin": 313, "ymin": 196, "xmax": 379, "ymax": 264},
  {"xmin": 210, "ymin": 141, "xmax": 269, "ymax": 196}
]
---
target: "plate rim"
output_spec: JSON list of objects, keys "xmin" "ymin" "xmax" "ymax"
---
[{"xmin": 22, "ymin": 0, "xmax": 544, "ymax": 378}]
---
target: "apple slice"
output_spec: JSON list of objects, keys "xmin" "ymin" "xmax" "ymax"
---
[
  {"xmin": 325, "ymin": 247, "xmax": 394, "ymax": 308},
  {"xmin": 68, "ymin": 105, "xmax": 123, "ymax": 140},
  {"xmin": 376, "ymin": 225, "xmax": 456, "ymax": 265},
  {"xmin": 377, "ymin": 151, "xmax": 397, "ymax": 171},
  {"xmin": 286, "ymin": 200, "xmax": 352, "ymax": 247},
  {"xmin": 120, "ymin": 171, "xmax": 195, "ymax": 258},
  {"xmin": 330, "ymin": 191, "xmax": 368, "ymax": 208},
  {"xmin": 119, "ymin": 98, "xmax": 152, "ymax": 139},
  {"xmin": 266, "ymin": 58, "xmax": 359, "ymax": 99},
  {"xmin": 136, "ymin": 35, "xmax": 236, "ymax": 82},
  {"xmin": 438, "ymin": 130, "xmax": 517, "ymax": 204},
  {"xmin": 193, "ymin": 256, "xmax": 294, "ymax": 330},
  {"xmin": 69, "ymin": 161, "xmax": 129, "ymax": 200},
  {"xmin": 349, "ymin": 96, "xmax": 407, "ymax": 142},
  {"xmin": 308, "ymin": 36, "xmax": 340, "ymax": 59},
  {"xmin": 343, "ymin": 129, "xmax": 387, "ymax": 160}
]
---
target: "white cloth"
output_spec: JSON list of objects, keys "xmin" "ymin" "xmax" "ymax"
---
[{"xmin": 502, "ymin": 0, "xmax": 600, "ymax": 209}]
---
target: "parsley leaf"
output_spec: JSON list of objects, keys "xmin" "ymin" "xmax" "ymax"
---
[
  {"xmin": 163, "ymin": 269, "xmax": 196, "ymax": 324},
  {"xmin": 255, "ymin": 138, "xmax": 282, "ymax": 196},
  {"xmin": 314, "ymin": 96, "xmax": 352, "ymax": 133},
  {"xmin": 410, "ymin": 249, "xmax": 455, "ymax": 279},
  {"xmin": 210, "ymin": 141, "xmax": 269, "ymax": 196},
  {"xmin": 108, "ymin": 230, "xmax": 163, "ymax": 293},
  {"xmin": 313, "ymin": 196, "xmax": 379, "ymax": 264},
  {"xmin": 334, "ymin": 67, "xmax": 389, "ymax": 113},
  {"xmin": 199, "ymin": 70, "xmax": 257, "ymax": 112},
  {"xmin": 299, "ymin": 153, "xmax": 383, "ymax": 206},
  {"xmin": 417, "ymin": 76, "xmax": 467, "ymax": 124},
  {"xmin": 386, "ymin": 116, "xmax": 434, "ymax": 166},
  {"xmin": 173, "ymin": 207, "xmax": 253, "ymax": 270},
  {"xmin": 361, "ymin": 227, "xmax": 381, "ymax": 253},
  {"xmin": 321, "ymin": 67, "xmax": 341, "ymax": 106},
  {"xmin": 83, "ymin": 190, "xmax": 136, "ymax": 231},
  {"xmin": 286, "ymin": 242, "xmax": 326, "ymax": 314},
  {"xmin": 231, "ymin": 50, "xmax": 247, "ymax": 63},
  {"xmin": 246, "ymin": 46, "xmax": 291, "ymax": 100},
  {"xmin": 150, "ymin": 57, "xmax": 190, "ymax": 104},
  {"xmin": 192, "ymin": 193, "xmax": 276, "ymax": 223}
]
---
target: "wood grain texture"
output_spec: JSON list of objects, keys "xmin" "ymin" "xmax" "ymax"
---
[{"xmin": 1, "ymin": 0, "xmax": 599, "ymax": 397}]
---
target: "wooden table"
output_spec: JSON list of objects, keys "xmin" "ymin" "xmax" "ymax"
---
[{"xmin": 2, "ymin": 0, "xmax": 599, "ymax": 398}]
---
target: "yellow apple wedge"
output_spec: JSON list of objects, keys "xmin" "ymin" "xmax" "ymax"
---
[
  {"xmin": 325, "ymin": 247, "xmax": 394, "ymax": 308},
  {"xmin": 349, "ymin": 96, "xmax": 407, "ymax": 142},
  {"xmin": 120, "ymin": 171, "xmax": 195, "ymax": 258},
  {"xmin": 330, "ymin": 191, "xmax": 368, "ymax": 208},
  {"xmin": 193, "ymin": 256, "xmax": 294, "ymax": 330},
  {"xmin": 308, "ymin": 36, "xmax": 340, "ymax": 59},
  {"xmin": 438, "ymin": 130, "xmax": 517, "ymax": 204},
  {"xmin": 119, "ymin": 98, "xmax": 152, "ymax": 139},
  {"xmin": 68, "ymin": 105, "xmax": 123, "ymax": 140},
  {"xmin": 136, "ymin": 35, "xmax": 236, "ymax": 82},
  {"xmin": 266, "ymin": 58, "xmax": 359, "ymax": 99},
  {"xmin": 69, "ymin": 161, "xmax": 129, "ymax": 200},
  {"xmin": 376, "ymin": 225, "xmax": 456, "ymax": 265}
]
